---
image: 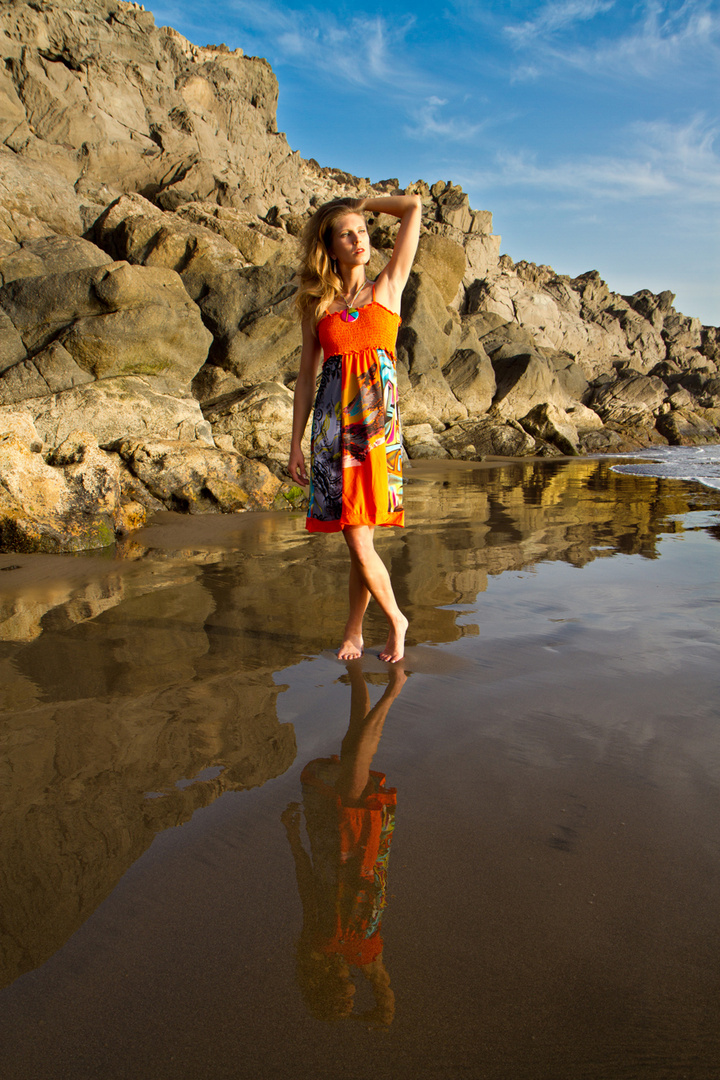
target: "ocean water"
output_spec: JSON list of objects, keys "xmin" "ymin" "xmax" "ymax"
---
[
  {"xmin": 612, "ymin": 441, "xmax": 720, "ymax": 491},
  {"xmin": 0, "ymin": 452, "xmax": 719, "ymax": 1080}
]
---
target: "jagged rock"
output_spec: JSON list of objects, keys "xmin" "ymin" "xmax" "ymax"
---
[
  {"xmin": 442, "ymin": 334, "xmax": 496, "ymax": 416},
  {"xmin": 414, "ymin": 233, "xmax": 467, "ymax": 305},
  {"xmin": 439, "ymin": 418, "xmax": 537, "ymax": 459},
  {"xmin": 0, "ymin": 308, "xmax": 26, "ymax": 372},
  {"xmin": 1, "ymin": 377, "xmax": 212, "ymax": 448},
  {"xmin": 0, "ymin": 408, "xmax": 42, "ymax": 450},
  {"xmin": 678, "ymin": 372, "xmax": 720, "ymax": 407},
  {"xmin": 402, "ymin": 423, "xmax": 450, "ymax": 459},
  {"xmin": 519, "ymin": 403, "xmax": 580, "ymax": 455},
  {"xmin": 0, "ymin": 0, "xmax": 313, "ymax": 213},
  {"xmin": 203, "ymin": 381, "xmax": 309, "ymax": 476},
  {"xmin": 655, "ymin": 409, "xmax": 719, "ymax": 446},
  {"xmin": 111, "ymin": 437, "xmax": 281, "ymax": 512},
  {"xmin": 0, "ymin": 431, "xmax": 125, "ymax": 552},
  {"xmin": 666, "ymin": 387, "xmax": 694, "ymax": 410},
  {"xmin": 491, "ymin": 351, "xmax": 570, "ymax": 421},
  {"xmin": 591, "ymin": 371, "xmax": 666, "ymax": 425},
  {"xmin": 0, "ymin": 151, "xmax": 84, "ymax": 240}
]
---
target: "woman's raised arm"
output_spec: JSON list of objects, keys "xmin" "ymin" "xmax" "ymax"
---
[{"xmin": 357, "ymin": 194, "xmax": 422, "ymax": 310}]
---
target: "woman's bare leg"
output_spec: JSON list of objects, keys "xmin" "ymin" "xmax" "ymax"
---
[
  {"xmin": 337, "ymin": 559, "xmax": 370, "ymax": 660},
  {"xmin": 341, "ymin": 526, "xmax": 408, "ymax": 663}
]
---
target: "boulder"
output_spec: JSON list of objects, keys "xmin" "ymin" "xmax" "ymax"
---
[
  {"xmin": 655, "ymin": 409, "xmax": 719, "ymax": 446},
  {"xmin": 204, "ymin": 381, "xmax": 309, "ymax": 476},
  {"xmin": 2, "ymin": 377, "xmax": 212, "ymax": 448},
  {"xmin": 402, "ymin": 423, "xmax": 450, "ymax": 459},
  {"xmin": 0, "ymin": 431, "xmax": 126, "ymax": 552},
  {"xmin": 439, "ymin": 418, "xmax": 537, "ymax": 459},
  {"xmin": 519, "ymin": 403, "xmax": 580, "ymax": 455},
  {"xmin": 0, "ymin": 236, "xmax": 111, "ymax": 284},
  {"xmin": 111, "ymin": 437, "xmax": 282, "ymax": 513},
  {"xmin": 441, "ymin": 324, "xmax": 496, "ymax": 416},
  {"xmin": 414, "ymin": 233, "xmax": 467, "ymax": 305},
  {"xmin": 396, "ymin": 269, "xmax": 466, "ymax": 425},
  {"xmin": 591, "ymin": 371, "xmax": 666, "ymax": 425},
  {"xmin": 0, "ymin": 261, "xmax": 213, "ymax": 393},
  {"xmin": 491, "ymin": 351, "xmax": 570, "ymax": 421},
  {"xmin": 0, "ymin": 151, "xmax": 84, "ymax": 241}
]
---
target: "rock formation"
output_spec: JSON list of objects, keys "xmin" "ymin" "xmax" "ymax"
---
[{"xmin": 0, "ymin": 0, "xmax": 717, "ymax": 551}]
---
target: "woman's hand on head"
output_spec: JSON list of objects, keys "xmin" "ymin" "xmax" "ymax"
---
[{"xmin": 289, "ymin": 445, "xmax": 309, "ymax": 487}]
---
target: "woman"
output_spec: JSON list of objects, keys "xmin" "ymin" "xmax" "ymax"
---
[{"xmin": 288, "ymin": 193, "xmax": 422, "ymax": 663}]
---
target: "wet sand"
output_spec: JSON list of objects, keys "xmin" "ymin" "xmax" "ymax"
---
[{"xmin": 1, "ymin": 457, "xmax": 719, "ymax": 1079}]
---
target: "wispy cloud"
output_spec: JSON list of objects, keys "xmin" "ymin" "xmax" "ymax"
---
[
  {"xmin": 208, "ymin": 0, "xmax": 426, "ymax": 93},
  {"xmin": 466, "ymin": 115, "xmax": 720, "ymax": 205},
  {"xmin": 505, "ymin": 0, "xmax": 720, "ymax": 81},
  {"xmin": 405, "ymin": 96, "xmax": 486, "ymax": 142},
  {"xmin": 505, "ymin": 0, "xmax": 616, "ymax": 46}
]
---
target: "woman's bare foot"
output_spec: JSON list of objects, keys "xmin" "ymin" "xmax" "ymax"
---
[
  {"xmin": 338, "ymin": 632, "xmax": 364, "ymax": 660},
  {"xmin": 379, "ymin": 614, "xmax": 408, "ymax": 664}
]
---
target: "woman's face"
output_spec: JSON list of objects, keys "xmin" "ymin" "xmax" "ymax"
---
[{"xmin": 330, "ymin": 213, "xmax": 370, "ymax": 269}]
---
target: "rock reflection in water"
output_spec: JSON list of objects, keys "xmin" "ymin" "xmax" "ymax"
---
[
  {"xmin": 0, "ymin": 559, "xmax": 298, "ymax": 991},
  {"xmin": 282, "ymin": 664, "xmax": 405, "ymax": 1028},
  {"xmin": 0, "ymin": 457, "xmax": 714, "ymax": 996}
]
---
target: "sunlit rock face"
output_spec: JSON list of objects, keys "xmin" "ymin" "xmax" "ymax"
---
[{"xmin": 0, "ymin": 0, "xmax": 717, "ymax": 552}]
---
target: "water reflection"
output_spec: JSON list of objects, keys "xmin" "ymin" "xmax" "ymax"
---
[
  {"xmin": 0, "ymin": 458, "xmax": 717, "ymax": 995},
  {"xmin": 283, "ymin": 664, "xmax": 405, "ymax": 1028}
]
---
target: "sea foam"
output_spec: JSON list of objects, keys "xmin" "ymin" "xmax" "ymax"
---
[{"xmin": 611, "ymin": 443, "xmax": 720, "ymax": 492}]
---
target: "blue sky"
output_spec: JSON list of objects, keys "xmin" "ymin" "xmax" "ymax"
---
[{"xmin": 148, "ymin": 1, "xmax": 720, "ymax": 325}]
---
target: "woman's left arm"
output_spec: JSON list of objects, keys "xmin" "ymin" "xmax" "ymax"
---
[{"xmin": 357, "ymin": 194, "xmax": 422, "ymax": 309}]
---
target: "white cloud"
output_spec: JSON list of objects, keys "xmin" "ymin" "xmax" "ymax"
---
[
  {"xmin": 506, "ymin": 0, "xmax": 720, "ymax": 81},
  {"xmin": 506, "ymin": 0, "xmax": 616, "ymax": 46},
  {"xmin": 216, "ymin": 0, "xmax": 422, "ymax": 92},
  {"xmin": 465, "ymin": 115, "xmax": 720, "ymax": 205},
  {"xmin": 405, "ymin": 96, "xmax": 486, "ymax": 142}
]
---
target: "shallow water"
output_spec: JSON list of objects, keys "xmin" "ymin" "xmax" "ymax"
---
[{"xmin": 1, "ymin": 457, "xmax": 719, "ymax": 1080}]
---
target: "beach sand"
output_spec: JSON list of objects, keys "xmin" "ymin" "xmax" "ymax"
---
[{"xmin": 0, "ymin": 457, "xmax": 719, "ymax": 1079}]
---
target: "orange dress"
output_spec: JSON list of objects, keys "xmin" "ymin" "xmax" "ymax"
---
[{"xmin": 306, "ymin": 296, "xmax": 404, "ymax": 532}]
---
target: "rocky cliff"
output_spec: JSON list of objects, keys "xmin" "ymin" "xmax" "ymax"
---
[{"xmin": 0, "ymin": 0, "xmax": 718, "ymax": 551}]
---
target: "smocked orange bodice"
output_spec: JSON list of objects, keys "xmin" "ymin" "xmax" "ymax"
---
[{"xmin": 317, "ymin": 301, "xmax": 401, "ymax": 360}]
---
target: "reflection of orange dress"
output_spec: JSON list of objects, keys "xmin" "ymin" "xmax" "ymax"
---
[
  {"xmin": 306, "ymin": 297, "xmax": 404, "ymax": 533},
  {"xmin": 301, "ymin": 756, "xmax": 397, "ymax": 966}
]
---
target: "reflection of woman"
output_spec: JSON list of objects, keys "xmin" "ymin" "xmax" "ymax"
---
[
  {"xmin": 288, "ymin": 194, "xmax": 421, "ymax": 663},
  {"xmin": 282, "ymin": 664, "xmax": 407, "ymax": 1027}
]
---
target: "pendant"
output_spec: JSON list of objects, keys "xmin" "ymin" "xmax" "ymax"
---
[{"xmin": 341, "ymin": 308, "xmax": 359, "ymax": 323}]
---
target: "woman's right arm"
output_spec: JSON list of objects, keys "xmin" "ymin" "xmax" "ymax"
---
[{"xmin": 288, "ymin": 316, "xmax": 322, "ymax": 486}]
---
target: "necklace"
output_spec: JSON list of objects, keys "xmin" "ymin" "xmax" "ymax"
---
[{"xmin": 340, "ymin": 278, "xmax": 366, "ymax": 323}]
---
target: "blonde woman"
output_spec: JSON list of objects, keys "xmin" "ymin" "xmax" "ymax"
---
[{"xmin": 289, "ymin": 194, "xmax": 421, "ymax": 662}]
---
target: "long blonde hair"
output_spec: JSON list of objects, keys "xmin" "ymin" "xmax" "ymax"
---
[{"xmin": 295, "ymin": 198, "xmax": 365, "ymax": 325}]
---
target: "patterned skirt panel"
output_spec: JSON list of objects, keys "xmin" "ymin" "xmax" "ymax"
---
[{"xmin": 307, "ymin": 348, "xmax": 403, "ymax": 532}]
